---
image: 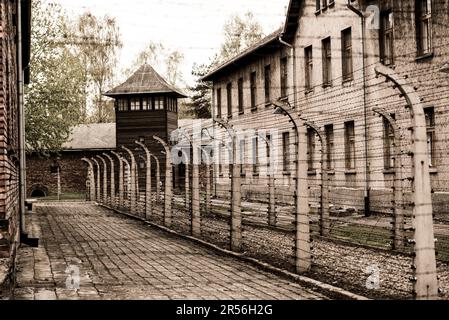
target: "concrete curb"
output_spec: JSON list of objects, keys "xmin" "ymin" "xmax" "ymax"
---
[{"xmin": 100, "ymin": 203, "xmax": 369, "ymax": 301}]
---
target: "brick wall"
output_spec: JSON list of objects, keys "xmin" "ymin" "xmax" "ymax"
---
[{"xmin": 0, "ymin": 0, "xmax": 20, "ymax": 291}]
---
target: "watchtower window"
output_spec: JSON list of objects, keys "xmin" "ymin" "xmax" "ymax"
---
[
  {"xmin": 118, "ymin": 98, "xmax": 129, "ymax": 111},
  {"xmin": 130, "ymin": 98, "xmax": 141, "ymax": 111},
  {"xmin": 154, "ymin": 97, "xmax": 165, "ymax": 110}
]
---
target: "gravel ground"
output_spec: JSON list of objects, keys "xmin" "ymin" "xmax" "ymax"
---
[{"xmin": 129, "ymin": 201, "xmax": 449, "ymax": 300}]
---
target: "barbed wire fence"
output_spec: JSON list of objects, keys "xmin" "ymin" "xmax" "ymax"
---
[{"xmin": 84, "ymin": 62, "xmax": 449, "ymax": 300}]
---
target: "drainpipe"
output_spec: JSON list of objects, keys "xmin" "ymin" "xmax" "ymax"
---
[
  {"xmin": 17, "ymin": 0, "xmax": 27, "ymax": 237},
  {"xmin": 347, "ymin": 1, "xmax": 371, "ymax": 217}
]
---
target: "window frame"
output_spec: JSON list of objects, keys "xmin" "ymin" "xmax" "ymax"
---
[
  {"xmin": 216, "ymin": 88, "xmax": 222, "ymax": 118},
  {"xmin": 341, "ymin": 27, "xmax": 353, "ymax": 82},
  {"xmin": 250, "ymin": 71, "xmax": 257, "ymax": 111},
  {"xmin": 322, "ymin": 37, "xmax": 332, "ymax": 87},
  {"xmin": 238, "ymin": 77, "xmax": 244, "ymax": 115},
  {"xmin": 280, "ymin": 56, "xmax": 288, "ymax": 98},
  {"xmin": 227, "ymin": 82, "xmax": 233, "ymax": 118},
  {"xmin": 424, "ymin": 107, "xmax": 436, "ymax": 167},
  {"xmin": 264, "ymin": 64, "xmax": 271, "ymax": 104},
  {"xmin": 416, "ymin": 0, "xmax": 433, "ymax": 57},
  {"xmin": 282, "ymin": 131, "xmax": 290, "ymax": 172},
  {"xmin": 325, "ymin": 124, "xmax": 334, "ymax": 170},
  {"xmin": 344, "ymin": 121, "xmax": 356, "ymax": 170},
  {"xmin": 305, "ymin": 45, "xmax": 313, "ymax": 91},
  {"xmin": 380, "ymin": 9, "xmax": 395, "ymax": 66}
]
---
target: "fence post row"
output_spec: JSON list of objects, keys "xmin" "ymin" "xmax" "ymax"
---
[
  {"xmin": 375, "ymin": 64, "xmax": 439, "ymax": 300},
  {"xmin": 136, "ymin": 141, "xmax": 153, "ymax": 220},
  {"xmin": 122, "ymin": 146, "xmax": 138, "ymax": 214},
  {"xmin": 153, "ymin": 136, "xmax": 173, "ymax": 228},
  {"xmin": 151, "ymin": 154, "xmax": 161, "ymax": 203},
  {"xmin": 303, "ymin": 120, "xmax": 330, "ymax": 237}
]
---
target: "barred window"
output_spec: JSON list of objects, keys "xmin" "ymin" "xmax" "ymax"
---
[
  {"xmin": 342, "ymin": 28, "xmax": 353, "ymax": 81},
  {"xmin": 325, "ymin": 124, "xmax": 334, "ymax": 170},
  {"xmin": 380, "ymin": 10, "xmax": 394, "ymax": 65},
  {"xmin": 217, "ymin": 88, "xmax": 222, "ymax": 118},
  {"xmin": 250, "ymin": 72, "xmax": 257, "ymax": 111},
  {"xmin": 425, "ymin": 107, "xmax": 435, "ymax": 167},
  {"xmin": 305, "ymin": 46, "xmax": 313, "ymax": 91},
  {"xmin": 238, "ymin": 77, "xmax": 244, "ymax": 114},
  {"xmin": 264, "ymin": 65, "xmax": 271, "ymax": 103},
  {"xmin": 345, "ymin": 121, "xmax": 356, "ymax": 170},
  {"xmin": 322, "ymin": 37, "xmax": 332, "ymax": 87},
  {"xmin": 416, "ymin": 0, "xmax": 432, "ymax": 56}
]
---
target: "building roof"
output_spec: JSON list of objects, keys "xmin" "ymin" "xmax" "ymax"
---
[
  {"xmin": 62, "ymin": 123, "xmax": 116, "ymax": 151},
  {"xmin": 104, "ymin": 64, "xmax": 187, "ymax": 98},
  {"xmin": 201, "ymin": 28, "xmax": 285, "ymax": 82}
]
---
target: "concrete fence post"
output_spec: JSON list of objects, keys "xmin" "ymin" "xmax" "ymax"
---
[
  {"xmin": 185, "ymin": 152, "xmax": 190, "ymax": 210},
  {"xmin": 136, "ymin": 141, "xmax": 153, "ymax": 220},
  {"xmin": 91, "ymin": 158, "xmax": 102, "ymax": 203},
  {"xmin": 201, "ymin": 147, "xmax": 212, "ymax": 214},
  {"xmin": 191, "ymin": 142, "xmax": 201, "ymax": 237},
  {"xmin": 303, "ymin": 121, "xmax": 330, "ymax": 237},
  {"xmin": 214, "ymin": 119, "xmax": 242, "ymax": 252},
  {"xmin": 103, "ymin": 154, "xmax": 116, "ymax": 208},
  {"xmin": 151, "ymin": 154, "xmax": 161, "ymax": 203},
  {"xmin": 375, "ymin": 65, "xmax": 439, "ymax": 300},
  {"xmin": 154, "ymin": 136, "xmax": 173, "ymax": 228},
  {"xmin": 373, "ymin": 108, "xmax": 404, "ymax": 251},
  {"xmin": 82, "ymin": 158, "xmax": 96, "ymax": 201},
  {"xmin": 122, "ymin": 146, "xmax": 138, "ymax": 214},
  {"xmin": 122, "ymin": 158, "xmax": 131, "ymax": 207},
  {"xmin": 96, "ymin": 156, "xmax": 108, "ymax": 205},
  {"xmin": 111, "ymin": 151, "xmax": 124, "ymax": 208}
]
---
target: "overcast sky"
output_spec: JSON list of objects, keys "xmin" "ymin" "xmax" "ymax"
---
[{"xmin": 52, "ymin": 0, "xmax": 288, "ymax": 86}]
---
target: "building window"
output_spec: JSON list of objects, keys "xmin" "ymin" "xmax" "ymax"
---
[
  {"xmin": 383, "ymin": 116, "xmax": 395, "ymax": 170},
  {"xmin": 280, "ymin": 57, "xmax": 288, "ymax": 98},
  {"xmin": 322, "ymin": 37, "xmax": 332, "ymax": 87},
  {"xmin": 217, "ymin": 88, "xmax": 222, "ymax": 118},
  {"xmin": 305, "ymin": 46, "xmax": 313, "ymax": 91},
  {"xmin": 282, "ymin": 132, "xmax": 290, "ymax": 172},
  {"xmin": 227, "ymin": 82, "xmax": 232, "ymax": 118},
  {"xmin": 252, "ymin": 134, "xmax": 259, "ymax": 175},
  {"xmin": 307, "ymin": 128, "xmax": 315, "ymax": 172},
  {"xmin": 142, "ymin": 97, "xmax": 152, "ymax": 110},
  {"xmin": 416, "ymin": 0, "xmax": 432, "ymax": 56},
  {"xmin": 130, "ymin": 97, "xmax": 141, "ymax": 111},
  {"xmin": 380, "ymin": 10, "xmax": 394, "ymax": 65},
  {"xmin": 154, "ymin": 97, "xmax": 165, "ymax": 110},
  {"xmin": 266, "ymin": 134, "xmax": 272, "ymax": 171},
  {"xmin": 250, "ymin": 72, "xmax": 257, "ymax": 111},
  {"xmin": 238, "ymin": 77, "xmax": 244, "ymax": 114},
  {"xmin": 264, "ymin": 64, "xmax": 271, "ymax": 103},
  {"xmin": 425, "ymin": 107, "xmax": 435, "ymax": 167},
  {"xmin": 239, "ymin": 139, "xmax": 246, "ymax": 176},
  {"xmin": 118, "ymin": 98, "xmax": 128, "ymax": 111},
  {"xmin": 316, "ymin": 0, "xmax": 321, "ymax": 11},
  {"xmin": 342, "ymin": 27, "xmax": 353, "ymax": 81},
  {"xmin": 344, "ymin": 121, "xmax": 356, "ymax": 170},
  {"xmin": 325, "ymin": 124, "xmax": 334, "ymax": 170}
]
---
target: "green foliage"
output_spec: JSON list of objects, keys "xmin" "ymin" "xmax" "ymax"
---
[
  {"xmin": 25, "ymin": 0, "xmax": 85, "ymax": 156},
  {"xmin": 182, "ymin": 63, "xmax": 212, "ymax": 119}
]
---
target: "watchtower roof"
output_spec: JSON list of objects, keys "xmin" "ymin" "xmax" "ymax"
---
[{"xmin": 104, "ymin": 64, "xmax": 187, "ymax": 98}]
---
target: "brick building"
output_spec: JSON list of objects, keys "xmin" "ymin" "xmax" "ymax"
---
[
  {"xmin": 200, "ymin": 0, "xmax": 449, "ymax": 215},
  {"xmin": 0, "ymin": 0, "xmax": 31, "ymax": 288},
  {"xmin": 26, "ymin": 64, "xmax": 186, "ymax": 198}
]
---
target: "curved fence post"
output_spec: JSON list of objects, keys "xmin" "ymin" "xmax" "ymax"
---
[
  {"xmin": 122, "ymin": 146, "xmax": 137, "ymax": 214},
  {"xmin": 111, "ymin": 151, "xmax": 124, "ymax": 209},
  {"xmin": 96, "ymin": 155, "xmax": 108, "ymax": 205},
  {"xmin": 375, "ymin": 64, "xmax": 438, "ymax": 300},
  {"xmin": 91, "ymin": 158, "xmax": 102, "ymax": 203},
  {"xmin": 154, "ymin": 136, "xmax": 173, "ymax": 228},
  {"xmin": 103, "ymin": 153, "xmax": 116, "ymax": 208},
  {"xmin": 136, "ymin": 141, "xmax": 153, "ymax": 220},
  {"xmin": 303, "ymin": 120, "xmax": 330, "ymax": 237}
]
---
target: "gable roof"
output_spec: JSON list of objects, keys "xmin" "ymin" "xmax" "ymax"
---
[
  {"xmin": 201, "ymin": 28, "xmax": 285, "ymax": 82},
  {"xmin": 104, "ymin": 64, "xmax": 187, "ymax": 98},
  {"xmin": 62, "ymin": 123, "xmax": 116, "ymax": 151}
]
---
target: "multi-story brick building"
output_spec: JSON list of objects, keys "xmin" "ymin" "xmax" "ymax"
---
[
  {"xmin": 201, "ymin": 0, "xmax": 449, "ymax": 216},
  {"xmin": 0, "ymin": 0, "xmax": 31, "ymax": 290}
]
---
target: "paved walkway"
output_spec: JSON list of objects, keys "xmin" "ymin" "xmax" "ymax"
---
[{"xmin": 13, "ymin": 202, "xmax": 329, "ymax": 300}]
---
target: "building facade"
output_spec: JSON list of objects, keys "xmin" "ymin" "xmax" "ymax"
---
[
  {"xmin": 0, "ymin": 0, "xmax": 31, "ymax": 289},
  {"xmin": 201, "ymin": 0, "xmax": 449, "ymax": 216}
]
